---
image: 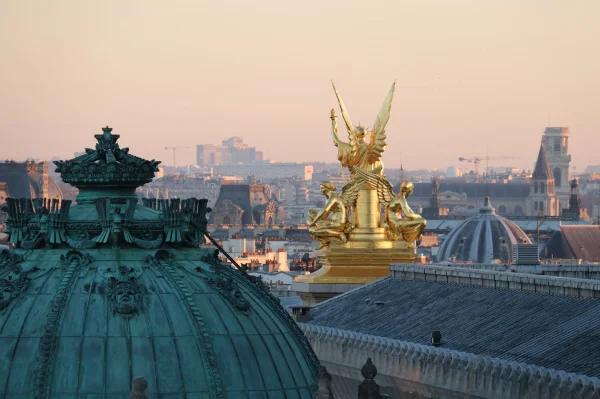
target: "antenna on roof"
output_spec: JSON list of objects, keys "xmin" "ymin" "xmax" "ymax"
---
[
  {"xmin": 400, "ymin": 150, "xmax": 404, "ymax": 182},
  {"xmin": 485, "ymin": 145, "xmax": 489, "ymax": 199}
]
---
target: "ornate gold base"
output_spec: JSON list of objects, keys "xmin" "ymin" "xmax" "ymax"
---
[{"xmin": 294, "ymin": 238, "xmax": 416, "ymax": 285}]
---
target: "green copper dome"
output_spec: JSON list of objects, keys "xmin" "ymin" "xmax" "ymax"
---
[{"xmin": 0, "ymin": 127, "xmax": 319, "ymax": 398}]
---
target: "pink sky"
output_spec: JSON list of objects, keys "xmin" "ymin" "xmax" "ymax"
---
[{"xmin": 1, "ymin": 0, "xmax": 599, "ymax": 171}]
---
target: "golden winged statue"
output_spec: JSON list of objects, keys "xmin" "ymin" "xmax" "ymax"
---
[
  {"xmin": 354, "ymin": 167, "xmax": 427, "ymax": 248},
  {"xmin": 330, "ymin": 81, "xmax": 395, "ymax": 177}
]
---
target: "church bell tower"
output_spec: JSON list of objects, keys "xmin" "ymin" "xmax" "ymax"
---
[
  {"xmin": 542, "ymin": 127, "xmax": 571, "ymax": 212},
  {"xmin": 526, "ymin": 143, "xmax": 560, "ymax": 217}
]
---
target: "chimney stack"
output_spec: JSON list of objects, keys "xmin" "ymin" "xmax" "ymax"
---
[{"xmin": 37, "ymin": 162, "xmax": 49, "ymax": 199}]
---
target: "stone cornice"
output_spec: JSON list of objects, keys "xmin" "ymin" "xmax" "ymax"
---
[
  {"xmin": 299, "ymin": 323, "xmax": 600, "ymax": 398},
  {"xmin": 391, "ymin": 264, "xmax": 600, "ymax": 299}
]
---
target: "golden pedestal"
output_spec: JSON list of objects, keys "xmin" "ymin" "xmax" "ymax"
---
[
  {"xmin": 294, "ymin": 238, "xmax": 415, "ymax": 285},
  {"xmin": 293, "ymin": 189, "xmax": 417, "ymax": 305}
]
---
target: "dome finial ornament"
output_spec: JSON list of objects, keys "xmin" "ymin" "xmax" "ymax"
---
[
  {"xmin": 53, "ymin": 126, "xmax": 161, "ymax": 201},
  {"xmin": 480, "ymin": 196, "xmax": 495, "ymax": 214},
  {"xmin": 129, "ymin": 376, "xmax": 149, "ymax": 399}
]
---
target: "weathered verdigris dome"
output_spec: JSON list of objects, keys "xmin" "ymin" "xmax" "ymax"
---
[
  {"xmin": 436, "ymin": 197, "xmax": 531, "ymax": 263},
  {"xmin": 0, "ymin": 127, "xmax": 319, "ymax": 398}
]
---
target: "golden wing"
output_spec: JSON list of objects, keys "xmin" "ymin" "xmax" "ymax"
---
[
  {"xmin": 368, "ymin": 81, "xmax": 395, "ymax": 164},
  {"xmin": 332, "ymin": 81, "xmax": 360, "ymax": 155},
  {"xmin": 332, "ymin": 81, "xmax": 354, "ymax": 134},
  {"xmin": 353, "ymin": 166, "xmax": 395, "ymax": 206},
  {"xmin": 340, "ymin": 179, "xmax": 362, "ymax": 208}
]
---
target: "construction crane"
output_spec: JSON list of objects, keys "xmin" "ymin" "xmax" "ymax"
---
[
  {"xmin": 458, "ymin": 156, "xmax": 520, "ymax": 177},
  {"xmin": 164, "ymin": 146, "xmax": 191, "ymax": 167}
]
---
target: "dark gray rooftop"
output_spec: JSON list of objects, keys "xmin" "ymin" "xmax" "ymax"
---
[
  {"xmin": 532, "ymin": 142, "xmax": 553, "ymax": 180},
  {"xmin": 308, "ymin": 276, "xmax": 600, "ymax": 377},
  {"xmin": 394, "ymin": 182, "xmax": 531, "ymax": 200},
  {"xmin": 545, "ymin": 225, "xmax": 600, "ymax": 262}
]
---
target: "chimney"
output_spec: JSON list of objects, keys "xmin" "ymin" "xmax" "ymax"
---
[
  {"xmin": 37, "ymin": 162, "xmax": 49, "ymax": 199},
  {"xmin": 291, "ymin": 306, "xmax": 311, "ymax": 323}
]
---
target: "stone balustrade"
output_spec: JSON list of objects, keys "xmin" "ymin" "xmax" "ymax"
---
[
  {"xmin": 398, "ymin": 261, "xmax": 600, "ymax": 281},
  {"xmin": 391, "ymin": 264, "xmax": 600, "ymax": 299},
  {"xmin": 300, "ymin": 324, "xmax": 600, "ymax": 399}
]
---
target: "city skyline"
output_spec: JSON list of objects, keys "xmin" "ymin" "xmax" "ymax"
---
[{"xmin": 1, "ymin": 0, "xmax": 599, "ymax": 170}]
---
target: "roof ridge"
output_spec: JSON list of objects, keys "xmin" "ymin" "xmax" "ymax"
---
[{"xmin": 310, "ymin": 276, "xmax": 392, "ymax": 308}]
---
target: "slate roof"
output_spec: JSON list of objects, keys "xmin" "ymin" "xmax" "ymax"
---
[
  {"xmin": 395, "ymin": 182, "xmax": 531, "ymax": 200},
  {"xmin": 545, "ymin": 225, "xmax": 600, "ymax": 261},
  {"xmin": 532, "ymin": 143, "xmax": 554, "ymax": 180},
  {"xmin": 211, "ymin": 184, "xmax": 273, "ymax": 225},
  {"xmin": 0, "ymin": 162, "xmax": 63, "ymax": 199},
  {"xmin": 307, "ymin": 276, "xmax": 600, "ymax": 377},
  {"xmin": 0, "ymin": 163, "xmax": 36, "ymax": 198}
]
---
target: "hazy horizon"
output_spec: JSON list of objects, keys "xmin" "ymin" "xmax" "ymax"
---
[{"xmin": 1, "ymin": 0, "xmax": 599, "ymax": 171}]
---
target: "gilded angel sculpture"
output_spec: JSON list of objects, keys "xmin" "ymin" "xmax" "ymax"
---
[
  {"xmin": 354, "ymin": 167, "xmax": 427, "ymax": 248},
  {"xmin": 330, "ymin": 81, "xmax": 396, "ymax": 177}
]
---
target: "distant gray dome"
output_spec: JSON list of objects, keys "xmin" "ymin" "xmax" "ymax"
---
[{"xmin": 436, "ymin": 197, "xmax": 531, "ymax": 263}]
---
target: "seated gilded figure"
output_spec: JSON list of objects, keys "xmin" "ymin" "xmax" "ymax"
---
[
  {"xmin": 308, "ymin": 182, "xmax": 351, "ymax": 250},
  {"xmin": 385, "ymin": 181, "xmax": 427, "ymax": 247}
]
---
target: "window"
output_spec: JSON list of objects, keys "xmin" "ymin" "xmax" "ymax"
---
[
  {"xmin": 541, "ymin": 182, "xmax": 545, "ymax": 194},
  {"xmin": 514, "ymin": 205, "xmax": 523, "ymax": 214},
  {"xmin": 534, "ymin": 182, "xmax": 538, "ymax": 193},
  {"xmin": 539, "ymin": 202, "xmax": 544, "ymax": 211},
  {"xmin": 553, "ymin": 167, "xmax": 562, "ymax": 187},
  {"xmin": 534, "ymin": 202, "xmax": 538, "ymax": 211},
  {"xmin": 554, "ymin": 138, "xmax": 561, "ymax": 152}
]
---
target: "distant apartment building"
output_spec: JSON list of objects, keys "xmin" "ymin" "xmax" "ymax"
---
[
  {"xmin": 196, "ymin": 136, "xmax": 263, "ymax": 166},
  {"xmin": 138, "ymin": 175, "xmax": 220, "ymax": 206},
  {"xmin": 212, "ymin": 162, "xmax": 313, "ymax": 182}
]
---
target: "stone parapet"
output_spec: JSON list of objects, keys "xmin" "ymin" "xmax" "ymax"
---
[
  {"xmin": 300, "ymin": 324, "xmax": 600, "ymax": 399},
  {"xmin": 391, "ymin": 264, "xmax": 600, "ymax": 299}
]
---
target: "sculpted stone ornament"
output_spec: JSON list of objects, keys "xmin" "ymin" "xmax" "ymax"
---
[
  {"xmin": 0, "ymin": 250, "xmax": 34, "ymax": 310},
  {"xmin": 0, "ymin": 249, "xmax": 24, "ymax": 268},
  {"xmin": 109, "ymin": 279, "xmax": 142, "ymax": 317},
  {"xmin": 101, "ymin": 265, "xmax": 144, "ymax": 318},
  {"xmin": 66, "ymin": 230, "xmax": 99, "ymax": 249},
  {"xmin": 53, "ymin": 126, "xmax": 161, "ymax": 187},
  {"xmin": 0, "ymin": 271, "xmax": 30, "ymax": 310},
  {"xmin": 308, "ymin": 182, "xmax": 352, "ymax": 250},
  {"xmin": 207, "ymin": 271, "xmax": 250, "ymax": 314}
]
